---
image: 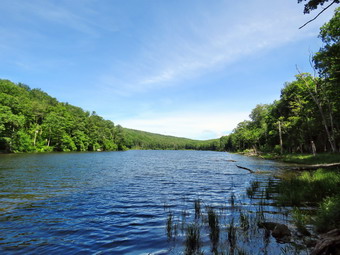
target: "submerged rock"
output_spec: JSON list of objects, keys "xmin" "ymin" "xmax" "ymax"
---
[
  {"xmin": 311, "ymin": 229, "xmax": 340, "ymax": 255},
  {"xmin": 258, "ymin": 222, "xmax": 291, "ymax": 243}
]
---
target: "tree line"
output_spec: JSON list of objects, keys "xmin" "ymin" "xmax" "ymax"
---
[
  {"xmin": 219, "ymin": 8, "xmax": 339, "ymax": 154},
  {"xmin": 0, "ymin": 79, "xmax": 217, "ymax": 153},
  {"xmin": 0, "ymin": 80, "xmax": 125, "ymax": 152}
]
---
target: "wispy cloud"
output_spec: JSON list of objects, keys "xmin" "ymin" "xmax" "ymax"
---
[{"xmin": 99, "ymin": 0, "xmax": 333, "ymax": 95}]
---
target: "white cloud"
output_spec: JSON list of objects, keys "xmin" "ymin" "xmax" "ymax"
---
[
  {"xmin": 99, "ymin": 0, "xmax": 336, "ymax": 95},
  {"xmin": 116, "ymin": 111, "xmax": 250, "ymax": 140}
]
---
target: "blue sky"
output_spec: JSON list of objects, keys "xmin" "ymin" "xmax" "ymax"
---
[{"xmin": 0, "ymin": 0, "xmax": 337, "ymax": 140}]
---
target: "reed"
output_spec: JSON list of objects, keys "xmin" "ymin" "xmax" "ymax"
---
[
  {"xmin": 246, "ymin": 180, "xmax": 260, "ymax": 199},
  {"xmin": 229, "ymin": 193, "xmax": 236, "ymax": 209},
  {"xmin": 239, "ymin": 211, "xmax": 249, "ymax": 232},
  {"xmin": 207, "ymin": 207, "xmax": 220, "ymax": 251},
  {"xmin": 194, "ymin": 199, "xmax": 201, "ymax": 220},
  {"xmin": 185, "ymin": 224, "xmax": 201, "ymax": 255},
  {"xmin": 227, "ymin": 218, "xmax": 237, "ymax": 249},
  {"xmin": 166, "ymin": 212, "xmax": 174, "ymax": 239}
]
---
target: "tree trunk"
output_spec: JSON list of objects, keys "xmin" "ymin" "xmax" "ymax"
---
[
  {"xmin": 299, "ymin": 74, "xmax": 336, "ymax": 152},
  {"xmin": 278, "ymin": 121, "xmax": 283, "ymax": 154},
  {"xmin": 33, "ymin": 130, "xmax": 38, "ymax": 147}
]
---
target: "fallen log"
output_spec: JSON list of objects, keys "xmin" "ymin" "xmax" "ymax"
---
[
  {"xmin": 311, "ymin": 229, "xmax": 340, "ymax": 255},
  {"xmin": 226, "ymin": 159, "xmax": 237, "ymax": 162},
  {"xmin": 291, "ymin": 162, "xmax": 340, "ymax": 171},
  {"xmin": 236, "ymin": 165, "xmax": 255, "ymax": 173}
]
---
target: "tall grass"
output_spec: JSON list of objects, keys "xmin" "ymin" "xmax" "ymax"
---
[
  {"xmin": 274, "ymin": 168, "xmax": 340, "ymax": 206},
  {"xmin": 270, "ymin": 168, "xmax": 340, "ymax": 233}
]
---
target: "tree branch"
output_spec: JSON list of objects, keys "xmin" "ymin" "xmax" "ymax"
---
[{"xmin": 299, "ymin": 0, "xmax": 338, "ymax": 29}]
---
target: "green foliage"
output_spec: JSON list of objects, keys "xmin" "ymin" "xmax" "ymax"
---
[
  {"xmin": 278, "ymin": 153, "xmax": 340, "ymax": 164},
  {"xmin": 298, "ymin": 0, "xmax": 339, "ymax": 14},
  {"xmin": 0, "ymin": 79, "xmax": 120, "ymax": 153},
  {"xmin": 12, "ymin": 130, "xmax": 34, "ymax": 152},
  {"xmin": 274, "ymin": 168, "xmax": 340, "ymax": 206},
  {"xmin": 124, "ymin": 128, "xmax": 219, "ymax": 151},
  {"xmin": 0, "ymin": 79, "xmax": 218, "ymax": 153},
  {"xmin": 270, "ymin": 168, "xmax": 340, "ymax": 233},
  {"xmin": 315, "ymin": 195, "xmax": 340, "ymax": 232}
]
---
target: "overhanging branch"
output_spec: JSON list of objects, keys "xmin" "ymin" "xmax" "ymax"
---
[{"xmin": 299, "ymin": 0, "xmax": 338, "ymax": 29}]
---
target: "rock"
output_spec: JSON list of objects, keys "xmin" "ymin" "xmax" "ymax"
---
[
  {"xmin": 311, "ymin": 229, "xmax": 340, "ymax": 255},
  {"xmin": 297, "ymin": 224, "xmax": 312, "ymax": 236},
  {"xmin": 258, "ymin": 222, "xmax": 291, "ymax": 243},
  {"xmin": 272, "ymin": 223, "xmax": 291, "ymax": 243},
  {"xmin": 258, "ymin": 222, "xmax": 278, "ymax": 231}
]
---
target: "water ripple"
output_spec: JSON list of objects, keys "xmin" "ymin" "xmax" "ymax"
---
[{"xmin": 0, "ymin": 150, "xmax": 288, "ymax": 254}]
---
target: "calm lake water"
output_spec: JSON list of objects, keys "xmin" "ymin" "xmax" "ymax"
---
[{"xmin": 0, "ymin": 150, "xmax": 296, "ymax": 254}]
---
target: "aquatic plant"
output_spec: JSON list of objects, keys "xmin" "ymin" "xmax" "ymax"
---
[
  {"xmin": 229, "ymin": 193, "xmax": 236, "ymax": 209},
  {"xmin": 207, "ymin": 207, "xmax": 220, "ymax": 251},
  {"xmin": 185, "ymin": 224, "xmax": 201, "ymax": 255},
  {"xmin": 239, "ymin": 211, "xmax": 249, "ymax": 232},
  {"xmin": 246, "ymin": 180, "xmax": 260, "ymax": 199},
  {"xmin": 166, "ymin": 212, "xmax": 174, "ymax": 239},
  {"xmin": 194, "ymin": 199, "xmax": 201, "ymax": 220},
  {"xmin": 227, "ymin": 218, "xmax": 237, "ymax": 250}
]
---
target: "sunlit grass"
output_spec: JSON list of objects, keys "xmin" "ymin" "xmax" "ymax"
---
[
  {"xmin": 270, "ymin": 168, "xmax": 340, "ymax": 233},
  {"xmin": 260, "ymin": 153, "xmax": 340, "ymax": 164},
  {"xmin": 274, "ymin": 168, "xmax": 340, "ymax": 206}
]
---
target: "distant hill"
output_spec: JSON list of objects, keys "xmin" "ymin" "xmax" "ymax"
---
[{"xmin": 123, "ymin": 128, "xmax": 219, "ymax": 150}]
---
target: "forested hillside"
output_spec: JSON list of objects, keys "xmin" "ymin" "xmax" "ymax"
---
[
  {"xmin": 124, "ymin": 128, "xmax": 218, "ymax": 150},
  {"xmin": 0, "ymin": 79, "xmax": 217, "ymax": 153},
  {"xmin": 220, "ymin": 8, "xmax": 340, "ymax": 154}
]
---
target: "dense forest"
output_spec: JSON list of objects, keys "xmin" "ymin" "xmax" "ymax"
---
[
  {"xmin": 219, "ymin": 8, "xmax": 340, "ymax": 154},
  {"xmin": 0, "ymin": 79, "xmax": 217, "ymax": 153}
]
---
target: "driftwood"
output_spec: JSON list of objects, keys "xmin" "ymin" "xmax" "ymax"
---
[
  {"xmin": 226, "ymin": 159, "xmax": 237, "ymax": 162},
  {"xmin": 236, "ymin": 165, "xmax": 255, "ymax": 173},
  {"xmin": 311, "ymin": 229, "xmax": 340, "ymax": 255},
  {"xmin": 291, "ymin": 163, "xmax": 340, "ymax": 171}
]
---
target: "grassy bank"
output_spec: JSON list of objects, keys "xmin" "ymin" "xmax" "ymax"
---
[
  {"xmin": 236, "ymin": 150, "xmax": 340, "ymax": 164},
  {"xmin": 268, "ymin": 168, "xmax": 340, "ymax": 233},
  {"xmin": 238, "ymin": 151, "xmax": 340, "ymax": 234},
  {"xmin": 256, "ymin": 152, "xmax": 340, "ymax": 164}
]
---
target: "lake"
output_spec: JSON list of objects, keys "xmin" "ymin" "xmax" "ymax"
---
[{"xmin": 0, "ymin": 150, "xmax": 299, "ymax": 254}]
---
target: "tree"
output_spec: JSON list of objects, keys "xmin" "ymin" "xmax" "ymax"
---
[
  {"xmin": 314, "ymin": 7, "xmax": 340, "ymax": 82},
  {"xmin": 298, "ymin": 0, "xmax": 339, "ymax": 14},
  {"xmin": 298, "ymin": 0, "xmax": 339, "ymax": 28}
]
